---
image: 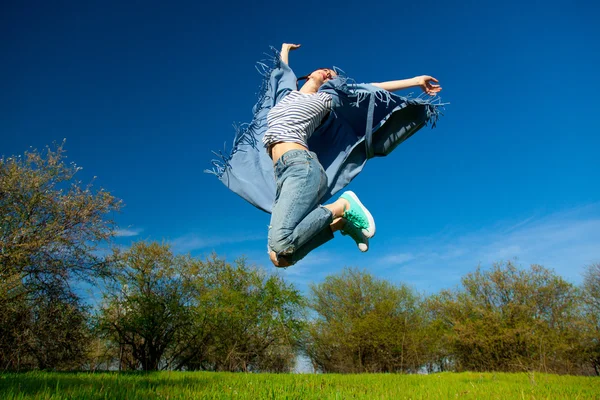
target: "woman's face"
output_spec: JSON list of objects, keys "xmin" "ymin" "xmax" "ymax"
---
[{"xmin": 308, "ymin": 68, "xmax": 337, "ymax": 86}]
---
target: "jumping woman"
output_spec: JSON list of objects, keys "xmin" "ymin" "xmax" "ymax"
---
[
  {"xmin": 208, "ymin": 43, "xmax": 443, "ymax": 268},
  {"xmin": 264, "ymin": 43, "xmax": 441, "ymax": 267}
]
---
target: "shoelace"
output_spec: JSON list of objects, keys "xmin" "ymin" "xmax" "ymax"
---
[
  {"xmin": 341, "ymin": 221, "xmax": 365, "ymax": 245},
  {"xmin": 344, "ymin": 209, "xmax": 368, "ymax": 230}
]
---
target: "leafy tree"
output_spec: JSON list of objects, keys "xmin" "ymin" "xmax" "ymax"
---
[
  {"xmin": 0, "ymin": 142, "xmax": 120, "ymax": 370},
  {"xmin": 25, "ymin": 283, "xmax": 91, "ymax": 370},
  {"xmin": 96, "ymin": 242, "xmax": 196, "ymax": 371},
  {"xmin": 0, "ymin": 141, "xmax": 121, "ymax": 290},
  {"xmin": 427, "ymin": 262, "xmax": 586, "ymax": 373},
  {"xmin": 84, "ymin": 337, "xmax": 122, "ymax": 372},
  {"xmin": 0, "ymin": 273, "xmax": 31, "ymax": 369},
  {"xmin": 175, "ymin": 255, "xmax": 305, "ymax": 372},
  {"xmin": 304, "ymin": 268, "xmax": 425, "ymax": 373},
  {"xmin": 581, "ymin": 263, "xmax": 600, "ymax": 374},
  {"xmin": 420, "ymin": 300, "xmax": 454, "ymax": 373},
  {"xmin": 98, "ymin": 247, "xmax": 304, "ymax": 372}
]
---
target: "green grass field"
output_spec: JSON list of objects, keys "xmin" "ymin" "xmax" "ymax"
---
[{"xmin": 0, "ymin": 371, "xmax": 598, "ymax": 399}]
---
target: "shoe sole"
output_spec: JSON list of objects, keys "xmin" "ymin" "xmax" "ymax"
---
[
  {"xmin": 341, "ymin": 228, "xmax": 369, "ymax": 252},
  {"xmin": 344, "ymin": 191, "xmax": 376, "ymax": 238},
  {"xmin": 358, "ymin": 240, "xmax": 368, "ymax": 252}
]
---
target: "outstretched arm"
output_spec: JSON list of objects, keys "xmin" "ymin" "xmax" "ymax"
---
[
  {"xmin": 280, "ymin": 43, "xmax": 301, "ymax": 65},
  {"xmin": 372, "ymin": 75, "xmax": 442, "ymax": 96}
]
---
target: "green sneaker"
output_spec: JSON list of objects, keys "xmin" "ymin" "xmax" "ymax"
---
[
  {"xmin": 341, "ymin": 222, "xmax": 370, "ymax": 252},
  {"xmin": 340, "ymin": 191, "xmax": 376, "ymax": 238}
]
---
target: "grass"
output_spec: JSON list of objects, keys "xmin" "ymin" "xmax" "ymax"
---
[{"xmin": 0, "ymin": 371, "xmax": 598, "ymax": 399}]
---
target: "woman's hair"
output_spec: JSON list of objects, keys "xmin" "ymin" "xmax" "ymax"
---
[{"xmin": 296, "ymin": 68, "xmax": 335, "ymax": 89}]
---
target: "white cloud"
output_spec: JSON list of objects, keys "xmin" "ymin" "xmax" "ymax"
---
[
  {"xmin": 171, "ymin": 204, "xmax": 600, "ymax": 296},
  {"xmin": 378, "ymin": 253, "xmax": 415, "ymax": 265},
  {"xmin": 169, "ymin": 232, "xmax": 263, "ymax": 254},
  {"xmin": 114, "ymin": 228, "xmax": 143, "ymax": 237},
  {"xmin": 372, "ymin": 203, "xmax": 600, "ymax": 293},
  {"xmin": 271, "ymin": 250, "xmax": 343, "ymax": 293}
]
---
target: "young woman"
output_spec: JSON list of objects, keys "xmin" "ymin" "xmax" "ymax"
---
[{"xmin": 266, "ymin": 43, "xmax": 441, "ymax": 267}]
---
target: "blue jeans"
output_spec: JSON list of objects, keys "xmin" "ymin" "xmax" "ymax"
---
[{"xmin": 268, "ymin": 149, "xmax": 334, "ymax": 266}]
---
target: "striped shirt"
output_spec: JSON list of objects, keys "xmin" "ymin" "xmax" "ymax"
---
[{"xmin": 263, "ymin": 91, "xmax": 332, "ymax": 150}]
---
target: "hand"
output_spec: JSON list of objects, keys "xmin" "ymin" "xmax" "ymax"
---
[
  {"xmin": 416, "ymin": 75, "xmax": 442, "ymax": 96},
  {"xmin": 281, "ymin": 43, "xmax": 301, "ymax": 52}
]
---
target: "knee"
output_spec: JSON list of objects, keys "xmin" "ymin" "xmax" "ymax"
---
[
  {"xmin": 269, "ymin": 230, "xmax": 294, "ymax": 257},
  {"xmin": 268, "ymin": 227, "xmax": 295, "ymax": 267},
  {"xmin": 269, "ymin": 251, "xmax": 279, "ymax": 266},
  {"xmin": 269, "ymin": 251, "xmax": 293, "ymax": 268}
]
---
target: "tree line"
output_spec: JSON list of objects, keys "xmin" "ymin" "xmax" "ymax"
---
[{"xmin": 1, "ymin": 144, "xmax": 598, "ymax": 375}]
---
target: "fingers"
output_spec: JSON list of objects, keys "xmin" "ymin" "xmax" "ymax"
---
[
  {"xmin": 423, "ymin": 83, "xmax": 442, "ymax": 96},
  {"xmin": 425, "ymin": 79, "xmax": 442, "ymax": 95},
  {"xmin": 420, "ymin": 76, "xmax": 442, "ymax": 95}
]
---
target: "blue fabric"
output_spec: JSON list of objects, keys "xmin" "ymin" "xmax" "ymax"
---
[
  {"xmin": 206, "ymin": 48, "xmax": 445, "ymax": 214},
  {"xmin": 268, "ymin": 149, "xmax": 333, "ymax": 266}
]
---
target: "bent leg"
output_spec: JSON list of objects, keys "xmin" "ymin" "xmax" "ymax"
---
[{"xmin": 268, "ymin": 150, "xmax": 333, "ymax": 266}]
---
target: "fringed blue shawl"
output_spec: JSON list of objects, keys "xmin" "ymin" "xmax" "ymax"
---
[{"xmin": 206, "ymin": 48, "xmax": 445, "ymax": 213}]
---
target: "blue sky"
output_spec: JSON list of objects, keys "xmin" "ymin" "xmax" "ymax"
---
[{"xmin": 2, "ymin": 0, "xmax": 599, "ymax": 295}]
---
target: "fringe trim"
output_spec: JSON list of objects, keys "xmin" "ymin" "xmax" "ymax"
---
[
  {"xmin": 325, "ymin": 72, "xmax": 448, "ymax": 129},
  {"xmin": 206, "ymin": 48, "xmax": 449, "ymax": 177},
  {"xmin": 405, "ymin": 92, "xmax": 448, "ymax": 129},
  {"xmin": 205, "ymin": 47, "xmax": 282, "ymax": 177}
]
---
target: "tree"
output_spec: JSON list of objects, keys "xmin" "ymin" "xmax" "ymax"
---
[
  {"xmin": 96, "ymin": 242, "xmax": 196, "ymax": 371},
  {"xmin": 581, "ymin": 263, "xmax": 600, "ymax": 374},
  {"xmin": 97, "ymin": 247, "xmax": 304, "ymax": 372},
  {"xmin": 0, "ymin": 142, "xmax": 121, "ymax": 370},
  {"xmin": 175, "ymin": 255, "xmax": 305, "ymax": 372},
  {"xmin": 304, "ymin": 268, "xmax": 425, "ymax": 373},
  {"xmin": 427, "ymin": 262, "xmax": 587, "ymax": 373},
  {"xmin": 24, "ymin": 282, "xmax": 91, "ymax": 370},
  {"xmin": 0, "ymin": 273, "xmax": 31, "ymax": 369},
  {"xmin": 0, "ymin": 141, "xmax": 121, "ymax": 289}
]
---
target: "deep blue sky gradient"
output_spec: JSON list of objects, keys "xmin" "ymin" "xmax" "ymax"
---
[{"xmin": 2, "ymin": 0, "xmax": 599, "ymax": 294}]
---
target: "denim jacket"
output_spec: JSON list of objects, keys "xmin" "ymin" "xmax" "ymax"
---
[{"xmin": 207, "ymin": 48, "xmax": 445, "ymax": 213}]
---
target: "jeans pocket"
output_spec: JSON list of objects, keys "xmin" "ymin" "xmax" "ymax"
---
[
  {"xmin": 282, "ymin": 151, "xmax": 311, "ymax": 169},
  {"xmin": 284, "ymin": 160, "xmax": 310, "ymax": 169}
]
